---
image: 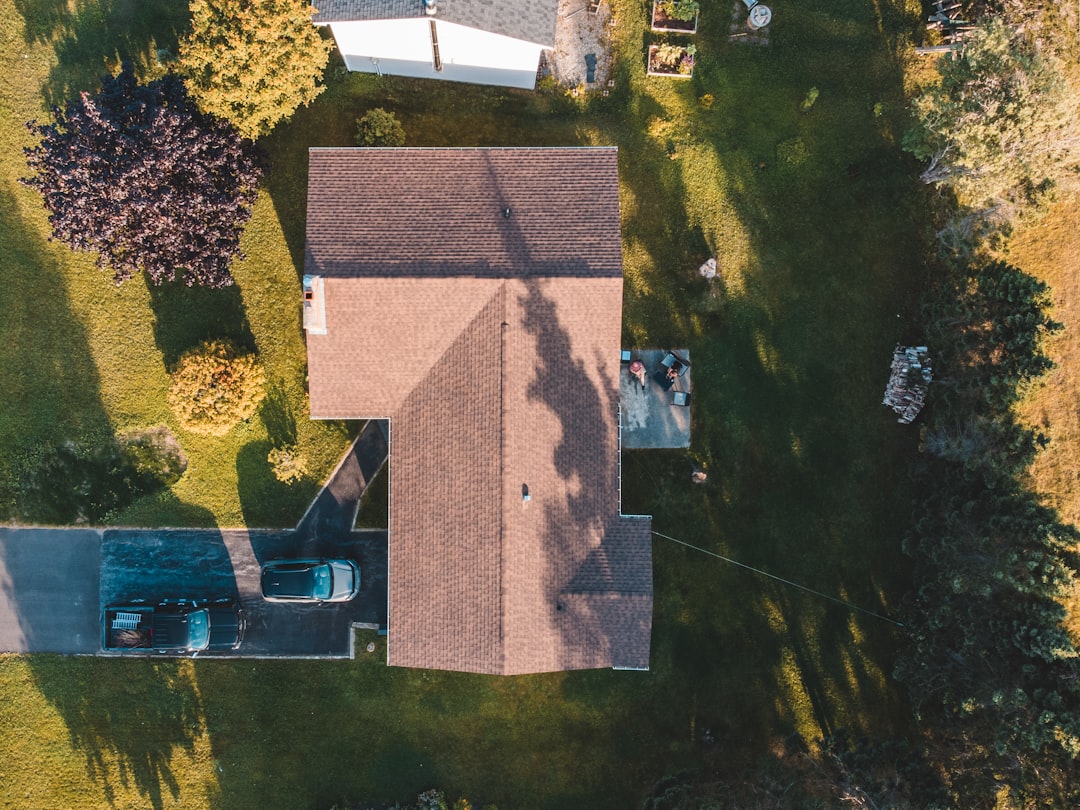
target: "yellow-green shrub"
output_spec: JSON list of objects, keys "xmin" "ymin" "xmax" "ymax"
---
[{"xmin": 168, "ymin": 339, "xmax": 265, "ymax": 435}]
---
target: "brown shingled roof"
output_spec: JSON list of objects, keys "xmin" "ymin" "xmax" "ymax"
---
[{"xmin": 304, "ymin": 148, "xmax": 652, "ymax": 674}]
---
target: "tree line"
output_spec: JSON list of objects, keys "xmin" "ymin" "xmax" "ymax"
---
[
  {"xmin": 897, "ymin": 260, "xmax": 1080, "ymax": 806},
  {"xmin": 898, "ymin": 8, "xmax": 1080, "ymax": 803}
]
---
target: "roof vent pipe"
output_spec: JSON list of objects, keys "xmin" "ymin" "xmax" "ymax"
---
[{"xmin": 424, "ymin": 0, "xmax": 437, "ymax": 15}]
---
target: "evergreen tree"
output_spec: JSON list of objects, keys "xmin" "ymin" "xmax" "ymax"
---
[
  {"xmin": 898, "ymin": 259, "xmax": 1080, "ymax": 805},
  {"xmin": 22, "ymin": 63, "xmax": 261, "ymax": 288},
  {"xmin": 181, "ymin": 0, "xmax": 332, "ymax": 139}
]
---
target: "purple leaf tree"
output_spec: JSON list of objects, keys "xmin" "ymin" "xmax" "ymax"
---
[{"xmin": 23, "ymin": 63, "xmax": 262, "ymax": 288}]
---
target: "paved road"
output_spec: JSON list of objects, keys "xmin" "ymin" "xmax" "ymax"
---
[
  {"xmin": 0, "ymin": 528, "xmax": 102, "ymax": 653},
  {"xmin": 0, "ymin": 422, "xmax": 390, "ymax": 657}
]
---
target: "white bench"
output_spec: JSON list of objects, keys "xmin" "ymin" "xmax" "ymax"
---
[{"xmin": 111, "ymin": 612, "xmax": 142, "ymax": 630}]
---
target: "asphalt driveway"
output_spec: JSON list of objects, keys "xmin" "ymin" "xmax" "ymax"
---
[
  {"xmin": 0, "ymin": 528, "xmax": 102, "ymax": 653},
  {"xmin": 0, "ymin": 421, "xmax": 390, "ymax": 657},
  {"xmin": 100, "ymin": 528, "xmax": 387, "ymax": 657}
]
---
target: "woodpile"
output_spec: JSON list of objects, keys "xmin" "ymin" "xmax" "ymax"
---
[
  {"xmin": 884, "ymin": 345, "xmax": 932, "ymax": 424},
  {"xmin": 924, "ymin": 0, "xmax": 973, "ymax": 46}
]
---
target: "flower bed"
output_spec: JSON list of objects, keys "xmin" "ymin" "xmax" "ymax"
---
[
  {"xmin": 647, "ymin": 43, "xmax": 695, "ymax": 77},
  {"xmin": 652, "ymin": 0, "xmax": 698, "ymax": 33}
]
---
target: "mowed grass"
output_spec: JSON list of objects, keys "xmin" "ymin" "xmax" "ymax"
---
[
  {"xmin": 0, "ymin": 0, "xmax": 352, "ymax": 528},
  {"xmin": 1010, "ymin": 194, "xmax": 1080, "ymax": 639},
  {"xmin": 0, "ymin": 0, "xmax": 934, "ymax": 806}
]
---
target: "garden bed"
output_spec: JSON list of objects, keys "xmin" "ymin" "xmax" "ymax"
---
[
  {"xmin": 651, "ymin": 0, "xmax": 698, "ymax": 32},
  {"xmin": 646, "ymin": 43, "xmax": 695, "ymax": 77}
]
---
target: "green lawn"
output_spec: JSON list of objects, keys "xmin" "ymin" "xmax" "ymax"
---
[
  {"xmin": 0, "ymin": 0, "xmax": 353, "ymax": 528},
  {"xmin": 0, "ymin": 0, "xmax": 933, "ymax": 806}
]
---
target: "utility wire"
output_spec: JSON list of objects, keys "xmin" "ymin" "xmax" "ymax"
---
[{"xmin": 652, "ymin": 530, "xmax": 905, "ymax": 628}]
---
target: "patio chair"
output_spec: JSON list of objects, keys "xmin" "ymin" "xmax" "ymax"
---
[{"xmin": 660, "ymin": 351, "xmax": 691, "ymax": 376}]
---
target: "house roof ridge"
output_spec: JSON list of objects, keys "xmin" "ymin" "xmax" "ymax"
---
[{"xmin": 410, "ymin": 281, "xmax": 507, "ymax": 413}]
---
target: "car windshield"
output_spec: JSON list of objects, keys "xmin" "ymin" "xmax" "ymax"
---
[
  {"xmin": 187, "ymin": 609, "xmax": 210, "ymax": 650},
  {"xmin": 311, "ymin": 564, "xmax": 332, "ymax": 600}
]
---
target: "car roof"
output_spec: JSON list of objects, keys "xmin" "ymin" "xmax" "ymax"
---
[{"xmin": 262, "ymin": 566, "xmax": 317, "ymax": 597}]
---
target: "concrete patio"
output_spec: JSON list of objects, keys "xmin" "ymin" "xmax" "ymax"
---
[{"xmin": 620, "ymin": 349, "xmax": 692, "ymax": 449}]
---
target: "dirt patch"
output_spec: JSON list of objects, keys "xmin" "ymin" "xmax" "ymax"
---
[{"xmin": 548, "ymin": 0, "xmax": 615, "ymax": 89}]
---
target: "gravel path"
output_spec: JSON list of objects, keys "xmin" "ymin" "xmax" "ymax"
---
[{"xmin": 549, "ymin": 0, "xmax": 615, "ymax": 89}]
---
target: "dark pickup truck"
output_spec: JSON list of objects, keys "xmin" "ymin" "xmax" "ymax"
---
[{"xmin": 103, "ymin": 600, "xmax": 245, "ymax": 654}]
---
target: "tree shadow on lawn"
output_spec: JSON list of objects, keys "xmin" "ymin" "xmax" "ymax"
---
[
  {"xmin": 14, "ymin": 0, "xmax": 187, "ymax": 109},
  {"xmin": 20, "ymin": 495, "xmax": 221, "ymax": 809},
  {"xmin": 258, "ymin": 380, "xmax": 298, "ymax": 449},
  {"xmin": 27, "ymin": 655, "xmax": 205, "ymax": 810},
  {"xmin": 145, "ymin": 279, "xmax": 257, "ymax": 369},
  {"xmin": 235, "ymin": 438, "xmax": 322, "ymax": 531},
  {"xmin": 195, "ymin": 659, "xmax": 440, "ymax": 810},
  {"xmin": 259, "ymin": 58, "xmax": 361, "ymax": 281},
  {"xmin": 596, "ymin": 0, "xmax": 932, "ymax": 790},
  {"xmin": 0, "ymin": 182, "xmax": 115, "ymax": 519}
]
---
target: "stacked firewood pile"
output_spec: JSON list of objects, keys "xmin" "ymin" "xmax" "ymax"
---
[
  {"xmin": 883, "ymin": 345, "xmax": 932, "ymax": 424},
  {"xmin": 926, "ymin": 0, "xmax": 973, "ymax": 44}
]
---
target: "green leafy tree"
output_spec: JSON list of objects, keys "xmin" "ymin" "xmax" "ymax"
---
[
  {"xmin": 181, "ymin": 0, "xmax": 332, "ymax": 139},
  {"xmin": 168, "ymin": 339, "xmax": 266, "ymax": 435},
  {"xmin": 903, "ymin": 19, "xmax": 1077, "ymax": 220},
  {"xmin": 356, "ymin": 108, "xmax": 406, "ymax": 147}
]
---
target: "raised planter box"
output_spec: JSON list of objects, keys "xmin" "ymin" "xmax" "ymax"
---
[
  {"xmin": 652, "ymin": 0, "xmax": 699, "ymax": 33},
  {"xmin": 647, "ymin": 43, "xmax": 695, "ymax": 77}
]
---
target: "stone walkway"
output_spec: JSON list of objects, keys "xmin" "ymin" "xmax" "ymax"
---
[{"xmin": 549, "ymin": 0, "xmax": 615, "ymax": 89}]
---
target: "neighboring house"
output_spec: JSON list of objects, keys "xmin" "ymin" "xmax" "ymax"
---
[
  {"xmin": 313, "ymin": 0, "xmax": 555, "ymax": 89},
  {"xmin": 302, "ymin": 147, "xmax": 654, "ymax": 675}
]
